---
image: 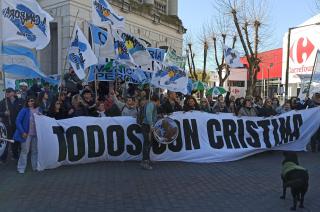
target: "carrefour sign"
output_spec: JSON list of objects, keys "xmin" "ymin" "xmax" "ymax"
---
[{"xmin": 282, "ymin": 24, "xmax": 320, "ymax": 84}]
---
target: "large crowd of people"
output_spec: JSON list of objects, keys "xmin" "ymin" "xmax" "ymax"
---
[{"xmin": 1, "ymin": 67, "xmax": 320, "ymax": 171}]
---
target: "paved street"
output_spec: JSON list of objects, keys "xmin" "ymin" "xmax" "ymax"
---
[{"xmin": 0, "ymin": 151, "xmax": 319, "ymax": 212}]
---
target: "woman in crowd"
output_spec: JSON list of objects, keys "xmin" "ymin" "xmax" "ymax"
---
[
  {"xmin": 93, "ymin": 101, "xmax": 108, "ymax": 117},
  {"xmin": 14, "ymin": 96, "xmax": 41, "ymax": 174},
  {"xmin": 277, "ymin": 101, "xmax": 292, "ymax": 114},
  {"xmin": 48, "ymin": 99, "xmax": 66, "ymax": 120},
  {"xmin": 38, "ymin": 92, "xmax": 50, "ymax": 116},
  {"xmin": 235, "ymin": 97, "xmax": 245, "ymax": 112},
  {"xmin": 259, "ymin": 98, "xmax": 277, "ymax": 117},
  {"xmin": 238, "ymin": 98, "xmax": 258, "ymax": 117},
  {"xmin": 228, "ymin": 101, "xmax": 237, "ymax": 115},
  {"xmin": 272, "ymin": 97, "xmax": 281, "ymax": 111},
  {"xmin": 199, "ymin": 97, "xmax": 211, "ymax": 113},
  {"xmin": 183, "ymin": 96, "xmax": 200, "ymax": 112},
  {"xmin": 68, "ymin": 94, "xmax": 88, "ymax": 117},
  {"xmin": 290, "ymin": 97, "xmax": 305, "ymax": 110}
]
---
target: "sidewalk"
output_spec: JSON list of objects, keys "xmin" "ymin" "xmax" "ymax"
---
[{"xmin": 0, "ymin": 151, "xmax": 319, "ymax": 212}]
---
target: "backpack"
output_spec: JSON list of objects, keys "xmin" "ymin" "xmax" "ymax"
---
[{"xmin": 136, "ymin": 104, "xmax": 147, "ymax": 125}]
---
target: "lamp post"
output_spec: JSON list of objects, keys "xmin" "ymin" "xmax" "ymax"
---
[
  {"xmin": 267, "ymin": 63, "xmax": 273, "ymax": 98},
  {"xmin": 284, "ymin": 22, "xmax": 320, "ymax": 100}
]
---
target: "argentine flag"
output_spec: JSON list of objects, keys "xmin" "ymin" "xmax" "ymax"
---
[{"xmin": 1, "ymin": 45, "xmax": 58, "ymax": 84}]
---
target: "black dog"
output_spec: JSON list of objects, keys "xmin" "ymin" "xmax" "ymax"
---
[{"xmin": 280, "ymin": 151, "xmax": 309, "ymax": 211}]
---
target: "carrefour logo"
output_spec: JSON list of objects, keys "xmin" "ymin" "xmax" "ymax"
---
[
  {"xmin": 2, "ymin": 4, "xmax": 48, "ymax": 41},
  {"xmin": 290, "ymin": 37, "xmax": 315, "ymax": 64}
]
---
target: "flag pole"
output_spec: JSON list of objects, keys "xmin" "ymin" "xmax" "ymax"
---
[
  {"xmin": 60, "ymin": 10, "xmax": 80, "ymax": 95},
  {"xmin": 0, "ymin": 0, "xmax": 6, "ymax": 96},
  {"xmin": 306, "ymin": 51, "xmax": 319, "ymax": 98}
]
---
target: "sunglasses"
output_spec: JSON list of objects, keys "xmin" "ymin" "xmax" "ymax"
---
[
  {"xmin": 56, "ymin": 102, "xmax": 61, "ymax": 105},
  {"xmin": 28, "ymin": 99, "xmax": 34, "ymax": 102}
]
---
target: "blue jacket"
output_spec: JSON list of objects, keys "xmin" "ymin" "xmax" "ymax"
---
[{"xmin": 13, "ymin": 107, "xmax": 41, "ymax": 143}]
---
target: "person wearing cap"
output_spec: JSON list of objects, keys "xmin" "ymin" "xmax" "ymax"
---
[
  {"xmin": 19, "ymin": 82, "xmax": 28, "ymax": 101},
  {"xmin": 0, "ymin": 88, "xmax": 24, "ymax": 163}
]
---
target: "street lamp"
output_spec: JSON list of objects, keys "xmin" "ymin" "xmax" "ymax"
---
[
  {"xmin": 267, "ymin": 63, "xmax": 273, "ymax": 98},
  {"xmin": 284, "ymin": 22, "xmax": 320, "ymax": 100}
]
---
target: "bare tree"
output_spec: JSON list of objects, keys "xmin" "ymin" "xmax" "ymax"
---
[
  {"xmin": 198, "ymin": 25, "xmax": 209, "ymax": 82},
  {"xmin": 186, "ymin": 40, "xmax": 198, "ymax": 81},
  {"xmin": 216, "ymin": 0, "xmax": 270, "ymax": 96}
]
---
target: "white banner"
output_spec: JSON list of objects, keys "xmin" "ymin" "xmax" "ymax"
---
[
  {"xmin": 35, "ymin": 108, "xmax": 320, "ymax": 171},
  {"xmin": 68, "ymin": 25, "xmax": 98, "ymax": 79},
  {"xmin": 1, "ymin": 0, "xmax": 53, "ymax": 50}
]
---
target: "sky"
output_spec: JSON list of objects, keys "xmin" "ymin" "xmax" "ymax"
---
[{"xmin": 178, "ymin": 0, "xmax": 317, "ymax": 70}]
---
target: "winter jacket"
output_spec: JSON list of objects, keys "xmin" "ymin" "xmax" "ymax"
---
[
  {"xmin": 0, "ymin": 97, "xmax": 24, "ymax": 129},
  {"xmin": 160, "ymin": 100, "xmax": 182, "ymax": 114},
  {"xmin": 105, "ymin": 104, "xmax": 121, "ymax": 117},
  {"xmin": 121, "ymin": 105, "xmax": 138, "ymax": 118},
  {"xmin": 143, "ymin": 102, "xmax": 158, "ymax": 126},
  {"xmin": 238, "ymin": 107, "xmax": 258, "ymax": 117},
  {"xmin": 258, "ymin": 106, "xmax": 277, "ymax": 117},
  {"xmin": 64, "ymin": 73, "xmax": 82, "ymax": 94},
  {"xmin": 13, "ymin": 107, "xmax": 41, "ymax": 143}
]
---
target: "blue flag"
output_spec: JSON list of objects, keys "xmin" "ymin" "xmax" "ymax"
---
[{"xmin": 90, "ymin": 24, "xmax": 109, "ymax": 45}]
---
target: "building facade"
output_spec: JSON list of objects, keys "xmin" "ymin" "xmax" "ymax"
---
[{"xmin": 37, "ymin": 0, "xmax": 186, "ymax": 75}]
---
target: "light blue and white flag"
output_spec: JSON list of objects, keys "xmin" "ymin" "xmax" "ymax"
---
[
  {"xmin": 68, "ymin": 25, "xmax": 98, "ymax": 80},
  {"xmin": 92, "ymin": 0, "xmax": 125, "ymax": 29},
  {"xmin": 223, "ymin": 45, "xmax": 243, "ymax": 68},
  {"xmin": 1, "ymin": 0, "xmax": 53, "ymax": 50},
  {"xmin": 164, "ymin": 48, "xmax": 186, "ymax": 69},
  {"xmin": 90, "ymin": 23, "xmax": 115, "ymax": 59},
  {"xmin": 151, "ymin": 65, "xmax": 189, "ymax": 94},
  {"xmin": 113, "ymin": 31, "xmax": 136, "ymax": 68},
  {"xmin": 147, "ymin": 47, "xmax": 165, "ymax": 62},
  {"xmin": 2, "ymin": 45, "xmax": 58, "ymax": 84},
  {"xmin": 120, "ymin": 31, "xmax": 153, "ymax": 71}
]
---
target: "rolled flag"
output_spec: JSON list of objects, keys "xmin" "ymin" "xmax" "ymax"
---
[
  {"xmin": 207, "ymin": 87, "xmax": 227, "ymax": 96},
  {"xmin": 1, "ymin": 0, "xmax": 54, "ymax": 50},
  {"xmin": 92, "ymin": 0, "xmax": 125, "ymax": 29},
  {"xmin": 68, "ymin": 25, "xmax": 98, "ymax": 80},
  {"xmin": 223, "ymin": 45, "xmax": 243, "ymax": 68},
  {"xmin": 192, "ymin": 81, "xmax": 207, "ymax": 91}
]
